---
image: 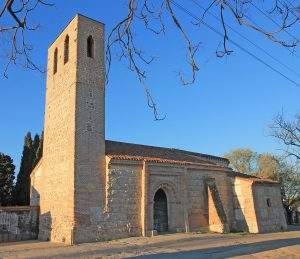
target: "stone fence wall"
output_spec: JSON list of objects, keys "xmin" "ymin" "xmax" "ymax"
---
[{"xmin": 0, "ymin": 206, "xmax": 39, "ymax": 243}]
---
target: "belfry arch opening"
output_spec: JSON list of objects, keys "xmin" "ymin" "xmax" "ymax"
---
[
  {"xmin": 53, "ymin": 48, "xmax": 58, "ymax": 74},
  {"xmin": 153, "ymin": 188, "xmax": 168, "ymax": 233},
  {"xmin": 87, "ymin": 35, "xmax": 94, "ymax": 58},
  {"xmin": 64, "ymin": 35, "xmax": 69, "ymax": 64}
]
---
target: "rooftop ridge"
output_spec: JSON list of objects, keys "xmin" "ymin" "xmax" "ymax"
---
[{"xmin": 105, "ymin": 139, "xmax": 229, "ymax": 165}]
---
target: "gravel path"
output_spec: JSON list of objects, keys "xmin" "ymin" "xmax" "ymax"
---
[{"xmin": 0, "ymin": 226, "xmax": 299, "ymax": 258}]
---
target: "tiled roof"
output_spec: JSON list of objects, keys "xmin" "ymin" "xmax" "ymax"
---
[
  {"xmin": 105, "ymin": 140, "xmax": 280, "ymax": 185},
  {"xmin": 31, "ymin": 140, "xmax": 279, "ymax": 185},
  {"xmin": 252, "ymin": 178, "xmax": 280, "ymax": 185},
  {"xmin": 105, "ymin": 140, "xmax": 229, "ymax": 166},
  {"xmin": 229, "ymin": 171, "xmax": 280, "ymax": 184},
  {"xmin": 107, "ymin": 154, "xmax": 222, "ymax": 167}
]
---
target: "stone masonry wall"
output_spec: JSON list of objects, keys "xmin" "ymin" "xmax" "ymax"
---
[
  {"xmin": 35, "ymin": 15, "xmax": 106, "ymax": 244},
  {"xmin": 74, "ymin": 160, "xmax": 142, "ymax": 241},
  {"xmin": 186, "ymin": 168, "xmax": 233, "ymax": 232},
  {"xmin": 207, "ymin": 178, "xmax": 229, "ymax": 233},
  {"xmin": 253, "ymin": 183, "xmax": 287, "ymax": 232},
  {"xmin": 32, "ymin": 153, "xmax": 288, "ymax": 242},
  {"xmin": 30, "ymin": 159, "xmax": 43, "ymax": 207},
  {"xmin": 102, "ymin": 162, "xmax": 142, "ymax": 239},
  {"xmin": 72, "ymin": 15, "xmax": 106, "ymax": 245},
  {"xmin": 231, "ymin": 178, "xmax": 287, "ymax": 233},
  {"xmin": 232, "ymin": 177, "xmax": 259, "ymax": 233},
  {"xmin": 147, "ymin": 164, "xmax": 186, "ymax": 233},
  {"xmin": 40, "ymin": 15, "xmax": 79, "ymax": 244},
  {"xmin": 185, "ymin": 169, "xmax": 208, "ymax": 231},
  {"xmin": 0, "ymin": 206, "xmax": 39, "ymax": 242}
]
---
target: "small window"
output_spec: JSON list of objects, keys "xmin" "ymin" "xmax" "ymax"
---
[
  {"xmin": 64, "ymin": 35, "xmax": 69, "ymax": 64},
  {"xmin": 87, "ymin": 35, "xmax": 94, "ymax": 58},
  {"xmin": 267, "ymin": 198, "xmax": 271, "ymax": 207},
  {"xmin": 53, "ymin": 48, "xmax": 58, "ymax": 74}
]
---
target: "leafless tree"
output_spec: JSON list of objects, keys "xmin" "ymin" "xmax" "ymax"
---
[
  {"xmin": 271, "ymin": 112, "xmax": 300, "ymax": 161},
  {"xmin": 1, "ymin": 0, "xmax": 299, "ymax": 119},
  {"xmin": 281, "ymin": 162, "xmax": 300, "ymax": 210},
  {"xmin": 105, "ymin": 0, "xmax": 300, "ymax": 119},
  {"xmin": 0, "ymin": 0, "xmax": 53, "ymax": 77}
]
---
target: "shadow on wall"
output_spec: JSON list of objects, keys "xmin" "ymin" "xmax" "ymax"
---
[
  {"xmin": 31, "ymin": 186, "xmax": 52, "ymax": 242},
  {"xmin": 230, "ymin": 183, "xmax": 250, "ymax": 233},
  {"xmin": 252, "ymin": 184, "xmax": 286, "ymax": 232},
  {"xmin": 0, "ymin": 205, "xmax": 39, "ymax": 242},
  {"xmin": 30, "ymin": 186, "xmax": 40, "ymax": 207},
  {"xmin": 205, "ymin": 178, "xmax": 230, "ymax": 233},
  {"xmin": 38, "ymin": 211, "xmax": 52, "ymax": 241},
  {"xmin": 135, "ymin": 237, "xmax": 300, "ymax": 258}
]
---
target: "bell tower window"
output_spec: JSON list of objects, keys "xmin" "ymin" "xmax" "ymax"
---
[
  {"xmin": 87, "ymin": 35, "xmax": 94, "ymax": 58},
  {"xmin": 64, "ymin": 35, "xmax": 69, "ymax": 64},
  {"xmin": 53, "ymin": 48, "xmax": 58, "ymax": 74},
  {"xmin": 267, "ymin": 198, "xmax": 271, "ymax": 207}
]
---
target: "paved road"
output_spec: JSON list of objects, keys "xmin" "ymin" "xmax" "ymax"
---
[{"xmin": 0, "ymin": 226, "xmax": 299, "ymax": 258}]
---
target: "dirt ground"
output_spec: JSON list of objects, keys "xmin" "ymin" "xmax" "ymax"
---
[{"xmin": 0, "ymin": 226, "xmax": 299, "ymax": 258}]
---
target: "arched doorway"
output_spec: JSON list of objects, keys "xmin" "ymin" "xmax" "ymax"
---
[{"xmin": 153, "ymin": 188, "xmax": 168, "ymax": 233}]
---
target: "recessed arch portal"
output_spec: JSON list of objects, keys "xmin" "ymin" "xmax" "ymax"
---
[{"xmin": 153, "ymin": 188, "xmax": 168, "ymax": 233}]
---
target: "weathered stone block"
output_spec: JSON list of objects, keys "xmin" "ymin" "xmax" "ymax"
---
[{"xmin": 0, "ymin": 206, "xmax": 38, "ymax": 243}]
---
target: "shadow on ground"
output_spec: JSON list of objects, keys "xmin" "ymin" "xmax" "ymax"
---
[
  {"xmin": 133, "ymin": 237, "xmax": 300, "ymax": 259},
  {"xmin": 287, "ymin": 224, "xmax": 300, "ymax": 232},
  {"xmin": 1, "ymin": 228, "xmax": 300, "ymax": 258}
]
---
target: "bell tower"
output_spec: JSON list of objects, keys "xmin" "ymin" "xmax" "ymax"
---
[{"xmin": 41, "ymin": 14, "xmax": 105, "ymax": 244}]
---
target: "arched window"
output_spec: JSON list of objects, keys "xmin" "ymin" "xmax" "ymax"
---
[
  {"xmin": 64, "ymin": 35, "xmax": 69, "ymax": 64},
  {"xmin": 87, "ymin": 35, "xmax": 94, "ymax": 58},
  {"xmin": 53, "ymin": 48, "xmax": 58, "ymax": 74}
]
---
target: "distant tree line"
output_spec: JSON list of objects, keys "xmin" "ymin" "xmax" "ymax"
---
[{"xmin": 0, "ymin": 131, "xmax": 43, "ymax": 206}]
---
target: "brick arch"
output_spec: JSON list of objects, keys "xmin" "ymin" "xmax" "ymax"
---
[
  {"xmin": 151, "ymin": 181, "xmax": 179, "ymax": 205},
  {"xmin": 149, "ymin": 180, "xmax": 182, "ymax": 233},
  {"xmin": 153, "ymin": 188, "xmax": 168, "ymax": 232}
]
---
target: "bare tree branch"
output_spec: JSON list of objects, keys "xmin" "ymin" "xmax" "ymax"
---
[
  {"xmin": 1, "ymin": 0, "xmax": 300, "ymax": 119},
  {"xmin": 105, "ymin": 0, "xmax": 299, "ymax": 119},
  {"xmin": 0, "ymin": 0, "xmax": 54, "ymax": 77},
  {"xmin": 271, "ymin": 112, "xmax": 300, "ymax": 162}
]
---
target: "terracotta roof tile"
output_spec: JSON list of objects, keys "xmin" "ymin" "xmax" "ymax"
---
[
  {"xmin": 31, "ymin": 140, "xmax": 279, "ymax": 185},
  {"xmin": 105, "ymin": 141, "xmax": 280, "ymax": 185},
  {"xmin": 105, "ymin": 140, "xmax": 229, "ymax": 166},
  {"xmin": 107, "ymin": 154, "xmax": 223, "ymax": 167},
  {"xmin": 230, "ymin": 171, "xmax": 280, "ymax": 184}
]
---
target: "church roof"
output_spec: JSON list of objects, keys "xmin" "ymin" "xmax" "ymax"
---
[
  {"xmin": 31, "ymin": 140, "xmax": 279, "ymax": 184},
  {"xmin": 105, "ymin": 140, "xmax": 280, "ymax": 184},
  {"xmin": 105, "ymin": 140, "xmax": 229, "ymax": 167}
]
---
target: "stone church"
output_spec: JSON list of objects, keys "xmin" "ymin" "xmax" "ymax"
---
[{"xmin": 30, "ymin": 14, "xmax": 287, "ymax": 244}]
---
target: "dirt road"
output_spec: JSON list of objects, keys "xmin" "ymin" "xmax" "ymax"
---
[{"xmin": 0, "ymin": 226, "xmax": 299, "ymax": 258}]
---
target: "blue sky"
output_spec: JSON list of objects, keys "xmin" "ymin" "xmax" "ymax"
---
[{"xmin": 0, "ymin": 0, "xmax": 299, "ymax": 172}]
